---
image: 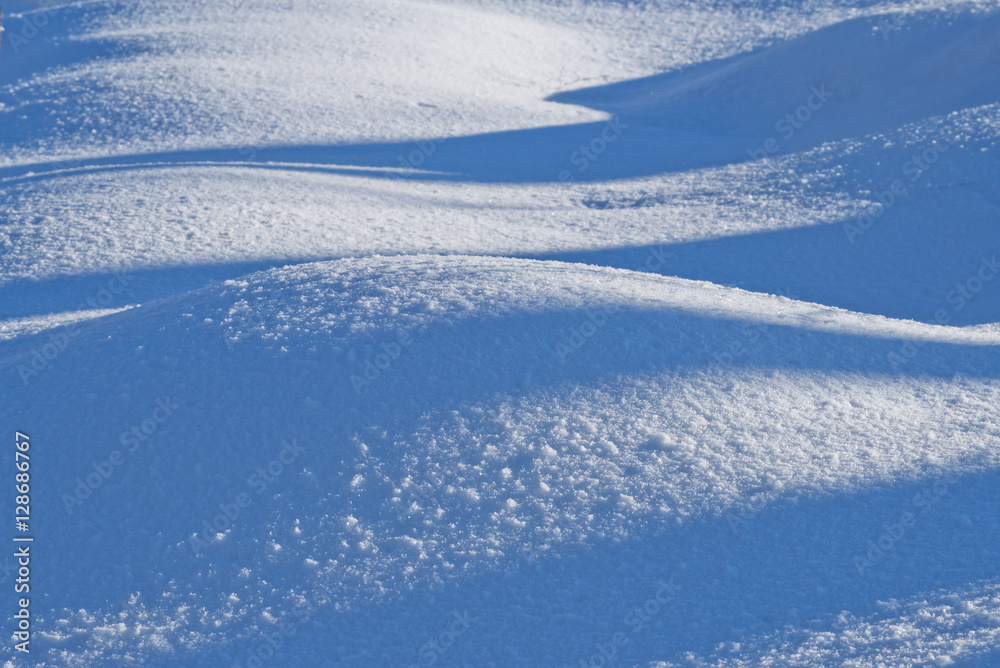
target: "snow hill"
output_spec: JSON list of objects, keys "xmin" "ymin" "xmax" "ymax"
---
[{"xmin": 1, "ymin": 1, "xmax": 999, "ymax": 666}]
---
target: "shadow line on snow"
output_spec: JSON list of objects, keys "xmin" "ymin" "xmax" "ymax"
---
[
  {"xmin": 516, "ymin": 215, "xmax": 1000, "ymax": 327},
  {"xmin": 162, "ymin": 469, "xmax": 1000, "ymax": 667},
  {"xmin": 2, "ymin": 11, "xmax": 998, "ymax": 185},
  {"xmin": 3, "ymin": 263, "xmax": 999, "ymax": 392},
  {"xmin": 0, "ymin": 257, "xmax": 329, "ymax": 319}
]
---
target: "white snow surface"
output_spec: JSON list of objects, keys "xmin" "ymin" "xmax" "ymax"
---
[{"xmin": 1, "ymin": 0, "xmax": 999, "ymax": 666}]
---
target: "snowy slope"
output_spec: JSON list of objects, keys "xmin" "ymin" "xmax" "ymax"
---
[
  {"xmin": 4, "ymin": 255, "xmax": 1000, "ymax": 667},
  {"xmin": 2, "ymin": 0, "xmax": 999, "ymax": 666}
]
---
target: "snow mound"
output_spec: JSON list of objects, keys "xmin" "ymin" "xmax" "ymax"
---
[{"xmin": 3, "ymin": 255, "xmax": 999, "ymax": 666}]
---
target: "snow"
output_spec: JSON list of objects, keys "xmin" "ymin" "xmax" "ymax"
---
[{"xmin": 2, "ymin": 0, "xmax": 999, "ymax": 666}]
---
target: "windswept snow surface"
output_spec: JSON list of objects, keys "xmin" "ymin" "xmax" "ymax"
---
[{"xmin": 1, "ymin": 1, "xmax": 999, "ymax": 667}]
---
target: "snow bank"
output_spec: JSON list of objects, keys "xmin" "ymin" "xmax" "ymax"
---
[{"xmin": 3, "ymin": 256, "xmax": 999, "ymax": 665}]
